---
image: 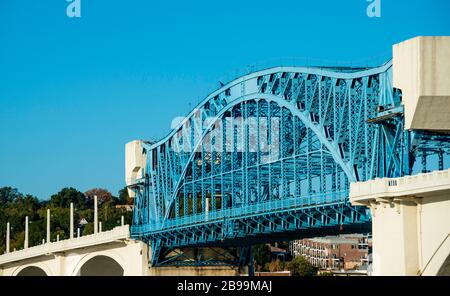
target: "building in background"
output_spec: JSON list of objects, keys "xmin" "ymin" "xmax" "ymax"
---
[{"xmin": 290, "ymin": 234, "xmax": 371, "ymax": 272}]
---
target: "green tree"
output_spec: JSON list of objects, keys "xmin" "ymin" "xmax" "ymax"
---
[
  {"xmin": 252, "ymin": 244, "xmax": 271, "ymax": 272},
  {"xmin": 267, "ymin": 259, "xmax": 284, "ymax": 272},
  {"xmin": 85, "ymin": 188, "xmax": 113, "ymax": 205},
  {"xmin": 50, "ymin": 187, "xmax": 87, "ymax": 209},
  {"xmin": 0, "ymin": 185, "xmax": 133, "ymax": 254},
  {"xmin": 118, "ymin": 186, "xmax": 132, "ymax": 205},
  {"xmin": 0, "ymin": 188, "xmax": 43, "ymax": 253},
  {"xmin": 0, "ymin": 187, "xmax": 21, "ymax": 205},
  {"xmin": 287, "ymin": 256, "xmax": 318, "ymax": 276}
]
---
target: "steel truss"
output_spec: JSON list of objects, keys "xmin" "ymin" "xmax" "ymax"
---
[{"xmin": 129, "ymin": 61, "xmax": 450, "ymax": 267}]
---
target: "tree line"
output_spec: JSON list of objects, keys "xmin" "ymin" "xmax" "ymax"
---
[
  {"xmin": 0, "ymin": 186, "xmax": 133, "ymax": 254},
  {"xmin": 0, "ymin": 186, "xmax": 322, "ymax": 275}
]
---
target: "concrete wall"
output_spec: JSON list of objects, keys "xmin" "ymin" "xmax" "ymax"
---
[
  {"xmin": 393, "ymin": 36, "xmax": 450, "ymax": 130},
  {"xmin": 148, "ymin": 266, "xmax": 240, "ymax": 276}
]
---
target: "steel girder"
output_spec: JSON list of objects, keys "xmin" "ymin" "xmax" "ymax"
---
[{"xmin": 129, "ymin": 61, "xmax": 449, "ymax": 266}]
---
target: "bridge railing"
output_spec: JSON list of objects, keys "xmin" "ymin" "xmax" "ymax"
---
[
  {"xmin": 350, "ymin": 169, "xmax": 450, "ymax": 204},
  {"xmin": 132, "ymin": 190, "xmax": 349, "ymax": 235},
  {"xmin": 0, "ymin": 225, "xmax": 130, "ymax": 266}
]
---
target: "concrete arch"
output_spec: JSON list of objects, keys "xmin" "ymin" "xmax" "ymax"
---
[
  {"xmin": 71, "ymin": 251, "xmax": 126, "ymax": 276},
  {"xmin": 13, "ymin": 263, "xmax": 52, "ymax": 276},
  {"xmin": 164, "ymin": 93, "xmax": 353, "ymax": 220},
  {"xmin": 421, "ymin": 233, "xmax": 450, "ymax": 276},
  {"xmin": 438, "ymin": 253, "xmax": 450, "ymax": 276}
]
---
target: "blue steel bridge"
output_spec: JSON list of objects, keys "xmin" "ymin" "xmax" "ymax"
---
[{"xmin": 128, "ymin": 61, "xmax": 450, "ymax": 269}]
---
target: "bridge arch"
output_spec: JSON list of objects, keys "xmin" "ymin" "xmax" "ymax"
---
[
  {"xmin": 71, "ymin": 251, "xmax": 125, "ymax": 276},
  {"xmin": 438, "ymin": 253, "xmax": 450, "ymax": 276},
  {"xmin": 421, "ymin": 233, "xmax": 450, "ymax": 276},
  {"xmin": 14, "ymin": 263, "xmax": 52, "ymax": 276},
  {"xmin": 130, "ymin": 62, "xmax": 396, "ymax": 263},
  {"xmin": 164, "ymin": 93, "xmax": 354, "ymax": 221}
]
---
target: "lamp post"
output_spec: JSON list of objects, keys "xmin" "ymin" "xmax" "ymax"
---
[
  {"xmin": 6, "ymin": 222, "xmax": 10, "ymax": 253},
  {"xmin": 47, "ymin": 209, "xmax": 50, "ymax": 243},
  {"xmin": 24, "ymin": 216, "xmax": 29, "ymax": 249},
  {"xmin": 94, "ymin": 195, "xmax": 98, "ymax": 234},
  {"xmin": 70, "ymin": 203, "xmax": 74, "ymax": 239}
]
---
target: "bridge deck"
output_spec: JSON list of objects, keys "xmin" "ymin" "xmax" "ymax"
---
[{"xmin": 0, "ymin": 226, "xmax": 130, "ymax": 266}]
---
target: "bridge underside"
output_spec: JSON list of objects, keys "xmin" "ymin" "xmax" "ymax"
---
[{"xmin": 147, "ymin": 200, "xmax": 370, "ymax": 266}]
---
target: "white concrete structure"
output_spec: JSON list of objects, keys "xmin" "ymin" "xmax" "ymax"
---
[
  {"xmin": 24, "ymin": 216, "xmax": 28, "ymax": 249},
  {"xmin": 70, "ymin": 203, "xmax": 74, "ymax": 239},
  {"xmin": 94, "ymin": 195, "xmax": 98, "ymax": 234},
  {"xmin": 6, "ymin": 223, "xmax": 10, "ymax": 254},
  {"xmin": 125, "ymin": 140, "xmax": 146, "ymax": 198},
  {"xmin": 350, "ymin": 169, "xmax": 450, "ymax": 276},
  {"xmin": 0, "ymin": 226, "xmax": 148, "ymax": 276},
  {"xmin": 0, "ymin": 225, "xmax": 240, "ymax": 276},
  {"xmin": 46, "ymin": 209, "xmax": 50, "ymax": 243},
  {"xmin": 393, "ymin": 36, "xmax": 450, "ymax": 130}
]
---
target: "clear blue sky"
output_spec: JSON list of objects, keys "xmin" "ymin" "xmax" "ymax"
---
[{"xmin": 1, "ymin": 0, "xmax": 449, "ymax": 200}]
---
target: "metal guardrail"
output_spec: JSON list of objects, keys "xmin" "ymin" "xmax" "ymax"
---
[{"xmin": 132, "ymin": 191, "xmax": 349, "ymax": 235}]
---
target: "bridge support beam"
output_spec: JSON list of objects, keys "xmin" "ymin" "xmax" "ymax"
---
[{"xmin": 350, "ymin": 169, "xmax": 450, "ymax": 276}]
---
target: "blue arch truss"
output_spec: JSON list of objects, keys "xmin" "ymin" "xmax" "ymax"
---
[{"xmin": 128, "ymin": 62, "xmax": 450, "ymax": 267}]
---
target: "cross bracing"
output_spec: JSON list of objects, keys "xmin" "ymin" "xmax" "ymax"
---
[{"xmin": 128, "ymin": 61, "xmax": 450, "ymax": 266}]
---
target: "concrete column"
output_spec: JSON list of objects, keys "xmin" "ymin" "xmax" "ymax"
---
[
  {"xmin": 70, "ymin": 202, "xmax": 74, "ymax": 239},
  {"xmin": 99, "ymin": 221, "xmax": 102, "ymax": 232},
  {"xmin": 121, "ymin": 216, "xmax": 124, "ymax": 226},
  {"xmin": 46, "ymin": 209, "xmax": 50, "ymax": 243},
  {"xmin": 6, "ymin": 222, "xmax": 10, "ymax": 253},
  {"xmin": 94, "ymin": 195, "xmax": 98, "ymax": 234},
  {"xmin": 57, "ymin": 234, "xmax": 60, "ymax": 242},
  {"xmin": 24, "ymin": 216, "xmax": 29, "ymax": 249},
  {"xmin": 77, "ymin": 228, "xmax": 80, "ymax": 238}
]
